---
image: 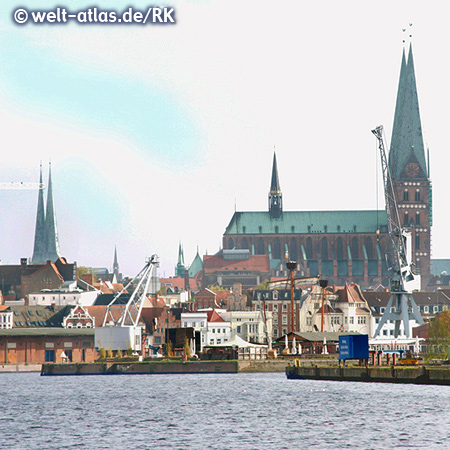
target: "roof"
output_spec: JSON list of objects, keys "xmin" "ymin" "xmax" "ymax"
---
[
  {"xmin": 9, "ymin": 305, "xmax": 72, "ymax": 328},
  {"xmin": 203, "ymin": 254, "xmax": 270, "ymax": 273},
  {"xmin": 206, "ymin": 309, "xmax": 226, "ymax": 323},
  {"xmin": 0, "ymin": 328, "xmax": 94, "ymax": 337},
  {"xmin": 224, "ymin": 210, "xmax": 387, "ymax": 236},
  {"xmin": 431, "ymin": 259, "xmax": 450, "ymax": 276},
  {"xmin": 208, "ymin": 334, "xmax": 267, "ymax": 348},
  {"xmin": 275, "ymin": 331, "xmax": 362, "ymax": 343},
  {"xmin": 188, "ymin": 251, "xmax": 204, "ymax": 278}
]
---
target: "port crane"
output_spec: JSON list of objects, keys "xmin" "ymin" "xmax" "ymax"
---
[
  {"xmin": 95, "ymin": 255, "xmax": 160, "ymax": 353},
  {"xmin": 371, "ymin": 125, "xmax": 423, "ymax": 338}
]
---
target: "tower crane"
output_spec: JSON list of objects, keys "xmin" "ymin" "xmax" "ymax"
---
[
  {"xmin": 371, "ymin": 125, "xmax": 423, "ymax": 338},
  {"xmin": 95, "ymin": 255, "xmax": 160, "ymax": 353}
]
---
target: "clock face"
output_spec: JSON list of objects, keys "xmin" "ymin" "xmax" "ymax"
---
[{"xmin": 405, "ymin": 163, "xmax": 419, "ymax": 178}]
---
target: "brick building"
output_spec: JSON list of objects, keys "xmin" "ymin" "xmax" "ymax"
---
[{"xmin": 223, "ymin": 45, "xmax": 432, "ymax": 289}]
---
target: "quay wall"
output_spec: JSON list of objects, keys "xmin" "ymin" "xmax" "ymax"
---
[{"xmin": 287, "ymin": 365, "xmax": 450, "ymax": 385}]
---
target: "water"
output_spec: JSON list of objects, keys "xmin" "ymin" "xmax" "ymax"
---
[{"xmin": 1, "ymin": 371, "xmax": 450, "ymax": 449}]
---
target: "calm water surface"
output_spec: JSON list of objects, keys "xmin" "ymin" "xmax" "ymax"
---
[{"xmin": 1, "ymin": 371, "xmax": 449, "ymax": 449}]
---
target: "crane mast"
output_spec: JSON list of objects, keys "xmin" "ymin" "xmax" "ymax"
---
[
  {"xmin": 371, "ymin": 125, "xmax": 423, "ymax": 338},
  {"xmin": 95, "ymin": 255, "xmax": 160, "ymax": 353}
]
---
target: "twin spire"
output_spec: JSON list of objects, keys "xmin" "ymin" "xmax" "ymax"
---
[
  {"xmin": 31, "ymin": 163, "xmax": 61, "ymax": 264},
  {"xmin": 389, "ymin": 44, "xmax": 427, "ymax": 179}
]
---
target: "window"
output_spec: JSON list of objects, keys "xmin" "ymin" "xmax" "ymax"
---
[
  {"xmin": 380, "ymin": 307, "xmax": 385, "ymax": 313},
  {"xmin": 404, "ymin": 212, "xmax": 409, "ymax": 226},
  {"xmin": 415, "ymin": 234, "xmax": 420, "ymax": 249},
  {"xmin": 45, "ymin": 350, "xmax": 55, "ymax": 362},
  {"xmin": 416, "ymin": 212, "xmax": 420, "ymax": 225},
  {"xmin": 383, "ymin": 330, "xmax": 388, "ymax": 336},
  {"xmin": 183, "ymin": 322, "xmax": 187, "ymax": 327},
  {"xmin": 237, "ymin": 326, "xmax": 241, "ymax": 333},
  {"xmin": 217, "ymin": 339, "xmax": 222, "ymax": 344},
  {"xmin": 222, "ymin": 329, "xmax": 226, "ymax": 334},
  {"xmin": 210, "ymin": 339, "xmax": 214, "ymax": 345},
  {"xmin": 306, "ymin": 317, "xmax": 312, "ymax": 326},
  {"xmin": 349, "ymin": 317, "xmax": 354, "ymax": 324},
  {"xmin": 212, "ymin": 328, "xmax": 215, "ymax": 333},
  {"xmin": 282, "ymin": 316, "xmax": 288, "ymax": 325},
  {"xmin": 415, "ymin": 189, "xmax": 420, "ymax": 201},
  {"xmin": 403, "ymin": 189, "xmax": 409, "ymax": 201},
  {"xmin": 273, "ymin": 329, "xmax": 278, "ymax": 337},
  {"xmin": 154, "ymin": 337, "xmax": 161, "ymax": 344},
  {"xmin": 273, "ymin": 304, "xmax": 278, "ymax": 312},
  {"xmin": 282, "ymin": 303, "xmax": 287, "ymax": 311}
]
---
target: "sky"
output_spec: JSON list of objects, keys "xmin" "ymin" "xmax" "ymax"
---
[{"xmin": 0, "ymin": 0, "xmax": 450, "ymax": 278}]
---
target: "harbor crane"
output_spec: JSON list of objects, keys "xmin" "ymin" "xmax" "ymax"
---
[
  {"xmin": 371, "ymin": 125, "xmax": 423, "ymax": 338},
  {"xmin": 95, "ymin": 254, "xmax": 160, "ymax": 353}
]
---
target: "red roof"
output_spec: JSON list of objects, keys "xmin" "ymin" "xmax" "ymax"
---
[
  {"xmin": 206, "ymin": 309, "xmax": 225, "ymax": 323},
  {"xmin": 203, "ymin": 254, "xmax": 270, "ymax": 273}
]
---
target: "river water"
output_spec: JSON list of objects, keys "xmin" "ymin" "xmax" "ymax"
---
[{"xmin": 1, "ymin": 371, "xmax": 449, "ymax": 449}]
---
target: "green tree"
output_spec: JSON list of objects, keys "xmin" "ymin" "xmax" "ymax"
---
[
  {"xmin": 77, "ymin": 266, "xmax": 97, "ymax": 283},
  {"xmin": 427, "ymin": 311, "xmax": 450, "ymax": 358},
  {"xmin": 184, "ymin": 338, "xmax": 191, "ymax": 359},
  {"xmin": 255, "ymin": 279, "xmax": 270, "ymax": 290}
]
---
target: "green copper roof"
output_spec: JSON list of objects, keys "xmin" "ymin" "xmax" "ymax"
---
[
  {"xmin": 224, "ymin": 210, "xmax": 387, "ymax": 235},
  {"xmin": 188, "ymin": 249, "xmax": 203, "ymax": 277},
  {"xmin": 389, "ymin": 45, "xmax": 427, "ymax": 179},
  {"xmin": 270, "ymin": 152, "xmax": 281, "ymax": 194}
]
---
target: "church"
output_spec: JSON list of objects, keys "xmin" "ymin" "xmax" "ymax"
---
[{"xmin": 223, "ymin": 44, "xmax": 432, "ymax": 289}]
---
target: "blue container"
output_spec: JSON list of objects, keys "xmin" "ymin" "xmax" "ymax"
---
[{"xmin": 339, "ymin": 335, "xmax": 369, "ymax": 361}]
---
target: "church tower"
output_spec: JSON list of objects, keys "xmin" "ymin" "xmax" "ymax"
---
[
  {"xmin": 31, "ymin": 164, "xmax": 47, "ymax": 264},
  {"xmin": 268, "ymin": 152, "xmax": 283, "ymax": 219},
  {"xmin": 389, "ymin": 44, "xmax": 431, "ymax": 283},
  {"xmin": 113, "ymin": 246, "xmax": 120, "ymax": 280},
  {"xmin": 175, "ymin": 242, "xmax": 186, "ymax": 277},
  {"xmin": 31, "ymin": 162, "xmax": 61, "ymax": 264}
]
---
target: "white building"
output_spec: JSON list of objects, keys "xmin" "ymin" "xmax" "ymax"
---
[
  {"xmin": 219, "ymin": 310, "xmax": 273, "ymax": 344},
  {"xmin": 0, "ymin": 306, "xmax": 13, "ymax": 329},
  {"xmin": 181, "ymin": 309, "xmax": 231, "ymax": 352},
  {"xmin": 28, "ymin": 281, "xmax": 100, "ymax": 307}
]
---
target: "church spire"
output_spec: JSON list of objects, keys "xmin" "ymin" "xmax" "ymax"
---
[
  {"xmin": 389, "ymin": 44, "xmax": 427, "ymax": 179},
  {"xmin": 31, "ymin": 163, "xmax": 47, "ymax": 264},
  {"xmin": 268, "ymin": 151, "xmax": 282, "ymax": 218},
  {"xmin": 113, "ymin": 245, "xmax": 119, "ymax": 279},
  {"xmin": 175, "ymin": 242, "xmax": 186, "ymax": 277},
  {"xmin": 44, "ymin": 162, "xmax": 61, "ymax": 261}
]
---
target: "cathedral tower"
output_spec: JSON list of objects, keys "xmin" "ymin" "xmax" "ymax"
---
[
  {"xmin": 389, "ymin": 44, "xmax": 431, "ymax": 282},
  {"xmin": 268, "ymin": 152, "xmax": 283, "ymax": 219}
]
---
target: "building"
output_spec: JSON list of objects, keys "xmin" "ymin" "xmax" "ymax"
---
[
  {"xmin": 252, "ymin": 288, "xmax": 303, "ymax": 339},
  {"xmin": 219, "ymin": 310, "xmax": 273, "ymax": 345},
  {"xmin": 298, "ymin": 284, "xmax": 372, "ymax": 336},
  {"xmin": 223, "ymin": 44, "xmax": 432, "ymax": 289},
  {"xmin": 202, "ymin": 249, "xmax": 271, "ymax": 288}
]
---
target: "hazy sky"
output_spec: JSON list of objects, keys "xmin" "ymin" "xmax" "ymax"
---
[{"xmin": 1, "ymin": 0, "xmax": 449, "ymax": 277}]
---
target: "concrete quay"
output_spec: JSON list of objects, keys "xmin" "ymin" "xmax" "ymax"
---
[{"xmin": 286, "ymin": 364, "xmax": 450, "ymax": 385}]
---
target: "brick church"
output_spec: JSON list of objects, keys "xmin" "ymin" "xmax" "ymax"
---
[{"xmin": 223, "ymin": 44, "xmax": 432, "ymax": 289}]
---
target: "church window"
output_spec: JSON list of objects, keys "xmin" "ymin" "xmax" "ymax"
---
[
  {"xmin": 351, "ymin": 237, "xmax": 359, "ymax": 259},
  {"xmin": 273, "ymin": 238, "xmax": 281, "ymax": 259},
  {"xmin": 404, "ymin": 212, "xmax": 409, "ymax": 226},
  {"xmin": 416, "ymin": 212, "xmax": 420, "ymax": 225},
  {"xmin": 403, "ymin": 189, "xmax": 409, "ymax": 201},
  {"xmin": 257, "ymin": 238, "xmax": 265, "ymax": 255},
  {"xmin": 228, "ymin": 238, "xmax": 234, "ymax": 249},
  {"xmin": 321, "ymin": 237, "xmax": 328, "ymax": 260},
  {"xmin": 290, "ymin": 238, "xmax": 298, "ymax": 261},
  {"xmin": 336, "ymin": 238, "xmax": 344, "ymax": 259},
  {"xmin": 306, "ymin": 237, "xmax": 313, "ymax": 259},
  {"xmin": 415, "ymin": 234, "xmax": 420, "ymax": 249},
  {"xmin": 415, "ymin": 189, "xmax": 420, "ymax": 201}
]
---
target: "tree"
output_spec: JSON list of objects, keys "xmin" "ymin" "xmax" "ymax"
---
[
  {"xmin": 427, "ymin": 311, "xmax": 450, "ymax": 358},
  {"xmin": 255, "ymin": 279, "xmax": 270, "ymax": 290},
  {"xmin": 77, "ymin": 266, "xmax": 98, "ymax": 283}
]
